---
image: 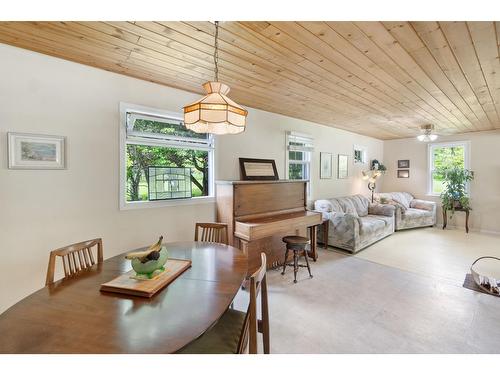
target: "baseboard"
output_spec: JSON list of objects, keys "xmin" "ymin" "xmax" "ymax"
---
[{"xmin": 438, "ymin": 223, "xmax": 500, "ymax": 236}]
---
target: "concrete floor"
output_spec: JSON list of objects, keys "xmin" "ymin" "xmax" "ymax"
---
[
  {"xmin": 355, "ymin": 227, "xmax": 500, "ymax": 284},
  {"xmin": 234, "ymin": 228, "xmax": 500, "ymax": 353}
]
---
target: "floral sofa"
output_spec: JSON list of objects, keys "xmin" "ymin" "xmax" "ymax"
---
[
  {"xmin": 314, "ymin": 195, "xmax": 395, "ymax": 253},
  {"xmin": 374, "ymin": 192, "xmax": 437, "ymax": 231}
]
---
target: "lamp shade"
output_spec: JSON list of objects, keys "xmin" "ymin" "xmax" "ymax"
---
[
  {"xmin": 417, "ymin": 124, "xmax": 438, "ymax": 142},
  {"xmin": 417, "ymin": 134, "xmax": 438, "ymax": 142},
  {"xmin": 183, "ymin": 82, "xmax": 248, "ymax": 135}
]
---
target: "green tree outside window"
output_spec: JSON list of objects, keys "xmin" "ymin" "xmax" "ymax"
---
[
  {"xmin": 126, "ymin": 119, "xmax": 210, "ymax": 201},
  {"xmin": 432, "ymin": 145, "xmax": 465, "ymax": 194}
]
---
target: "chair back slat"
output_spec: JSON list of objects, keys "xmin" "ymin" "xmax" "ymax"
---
[
  {"xmin": 237, "ymin": 252, "xmax": 270, "ymax": 354},
  {"xmin": 62, "ymin": 257, "xmax": 69, "ymax": 277},
  {"xmin": 71, "ymin": 252, "xmax": 79, "ymax": 272},
  {"xmin": 75, "ymin": 252, "xmax": 82, "ymax": 270},
  {"xmin": 82, "ymin": 249, "xmax": 91, "ymax": 268},
  {"xmin": 80, "ymin": 250, "xmax": 87, "ymax": 268},
  {"xmin": 194, "ymin": 223, "xmax": 228, "ymax": 245},
  {"xmin": 87, "ymin": 246, "xmax": 96, "ymax": 265},
  {"xmin": 66, "ymin": 254, "xmax": 74, "ymax": 274},
  {"xmin": 46, "ymin": 238, "xmax": 103, "ymax": 286},
  {"xmin": 77, "ymin": 250, "xmax": 85, "ymax": 270},
  {"xmin": 73, "ymin": 252, "xmax": 79, "ymax": 272}
]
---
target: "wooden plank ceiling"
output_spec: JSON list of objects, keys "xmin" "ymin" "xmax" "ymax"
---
[{"xmin": 0, "ymin": 21, "xmax": 499, "ymax": 139}]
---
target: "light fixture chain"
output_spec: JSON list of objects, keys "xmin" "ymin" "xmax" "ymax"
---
[{"xmin": 214, "ymin": 21, "xmax": 219, "ymax": 82}]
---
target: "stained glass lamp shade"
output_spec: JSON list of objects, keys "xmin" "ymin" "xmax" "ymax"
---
[{"xmin": 183, "ymin": 82, "xmax": 248, "ymax": 135}]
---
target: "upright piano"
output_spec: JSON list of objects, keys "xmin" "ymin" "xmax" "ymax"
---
[{"xmin": 216, "ymin": 180, "xmax": 322, "ymax": 275}]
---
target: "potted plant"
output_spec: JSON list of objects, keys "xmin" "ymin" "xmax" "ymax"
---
[
  {"xmin": 439, "ymin": 166, "xmax": 474, "ymax": 217},
  {"xmin": 370, "ymin": 159, "xmax": 387, "ymax": 174}
]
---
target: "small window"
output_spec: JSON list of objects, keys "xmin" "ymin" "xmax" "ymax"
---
[
  {"xmin": 353, "ymin": 145, "xmax": 367, "ymax": 164},
  {"xmin": 286, "ymin": 132, "xmax": 314, "ymax": 195},
  {"xmin": 428, "ymin": 141, "xmax": 470, "ymax": 195},
  {"xmin": 120, "ymin": 103, "xmax": 214, "ymax": 209}
]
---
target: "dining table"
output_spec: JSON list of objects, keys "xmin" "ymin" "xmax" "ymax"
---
[{"xmin": 0, "ymin": 241, "xmax": 247, "ymax": 354}]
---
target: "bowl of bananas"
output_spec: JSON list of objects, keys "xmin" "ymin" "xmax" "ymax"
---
[{"xmin": 125, "ymin": 236, "xmax": 168, "ymax": 280}]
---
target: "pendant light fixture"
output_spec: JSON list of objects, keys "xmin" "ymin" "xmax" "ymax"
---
[
  {"xmin": 417, "ymin": 124, "xmax": 438, "ymax": 142},
  {"xmin": 183, "ymin": 21, "xmax": 248, "ymax": 135}
]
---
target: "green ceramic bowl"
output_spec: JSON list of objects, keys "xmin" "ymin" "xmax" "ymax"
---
[{"xmin": 131, "ymin": 246, "xmax": 168, "ymax": 276}]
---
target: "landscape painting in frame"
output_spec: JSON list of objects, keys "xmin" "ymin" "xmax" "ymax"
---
[
  {"xmin": 397, "ymin": 169, "xmax": 410, "ymax": 178},
  {"xmin": 8, "ymin": 133, "xmax": 66, "ymax": 169},
  {"xmin": 398, "ymin": 159, "xmax": 410, "ymax": 168},
  {"xmin": 338, "ymin": 154, "xmax": 348, "ymax": 179},
  {"xmin": 320, "ymin": 152, "xmax": 332, "ymax": 179}
]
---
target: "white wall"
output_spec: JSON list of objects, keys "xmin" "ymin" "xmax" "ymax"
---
[
  {"xmin": 0, "ymin": 44, "xmax": 383, "ymax": 312},
  {"xmin": 216, "ymin": 106, "xmax": 384, "ymax": 201},
  {"xmin": 382, "ymin": 131, "xmax": 500, "ymax": 233}
]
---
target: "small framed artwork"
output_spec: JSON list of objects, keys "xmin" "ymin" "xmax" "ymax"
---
[
  {"xmin": 320, "ymin": 152, "xmax": 332, "ymax": 179},
  {"xmin": 338, "ymin": 154, "xmax": 348, "ymax": 179},
  {"xmin": 398, "ymin": 160, "xmax": 410, "ymax": 168},
  {"xmin": 8, "ymin": 132, "xmax": 66, "ymax": 169},
  {"xmin": 353, "ymin": 145, "xmax": 367, "ymax": 164},
  {"xmin": 239, "ymin": 158, "xmax": 279, "ymax": 180},
  {"xmin": 397, "ymin": 169, "xmax": 410, "ymax": 178}
]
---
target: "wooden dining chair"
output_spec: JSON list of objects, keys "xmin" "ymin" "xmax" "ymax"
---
[
  {"xmin": 45, "ymin": 238, "xmax": 103, "ymax": 286},
  {"xmin": 194, "ymin": 222, "xmax": 229, "ymax": 245},
  {"xmin": 177, "ymin": 252, "xmax": 270, "ymax": 354}
]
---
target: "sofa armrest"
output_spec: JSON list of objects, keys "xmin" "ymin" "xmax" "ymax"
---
[
  {"xmin": 330, "ymin": 212, "xmax": 361, "ymax": 245},
  {"xmin": 368, "ymin": 203, "xmax": 395, "ymax": 217},
  {"xmin": 313, "ymin": 210, "xmax": 332, "ymax": 222},
  {"xmin": 410, "ymin": 199, "xmax": 436, "ymax": 212}
]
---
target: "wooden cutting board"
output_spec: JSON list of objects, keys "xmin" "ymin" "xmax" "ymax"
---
[{"xmin": 100, "ymin": 258, "xmax": 192, "ymax": 298}]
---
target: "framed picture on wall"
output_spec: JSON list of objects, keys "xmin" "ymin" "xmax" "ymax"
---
[
  {"xmin": 338, "ymin": 154, "xmax": 348, "ymax": 179},
  {"xmin": 397, "ymin": 169, "xmax": 410, "ymax": 178},
  {"xmin": 353, "ymin": 145, "xmax": 367, "ymax": 164},
  {"xmin": 398, "ymin": 160, "xmax": 410, "ymax": 168},
  {"xmin": 239, "ymin": 158, "xmax": 279, "ymax": 180},
  {"xmin": 8, "ymin": 132, "xmax": 66, "ymax": 169},
  {"xmin": 320, "ymin": 152, "xmax": 332, "ymax": 179}
]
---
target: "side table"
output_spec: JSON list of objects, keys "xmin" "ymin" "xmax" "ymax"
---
[
  {"xmin": 442, "ymin": 206, "xmax": 470, "ymax": 233},
  {"xmin": 320, "ymin": 220, "xmax": 329, "ymax": 249}
]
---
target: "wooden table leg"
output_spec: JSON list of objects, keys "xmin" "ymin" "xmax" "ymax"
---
[
  {"xmin": 465, "ymin": 209, "xmax": 469, "ymax": 233},
  {"xmin": 442, "ymin": 208, "xmax": 447, "ymax": 230},
  {"xmin": 323, "ymin": 221, "xmax": 329, "ymax": 249},
  {"xmin": 308, "ymin": 225, "xmax": 318, "ymax": 262}
]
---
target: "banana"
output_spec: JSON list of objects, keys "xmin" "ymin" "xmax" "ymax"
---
[{"xmin": 125, "ymin": 236, "xmax": 163, "ymax": 260}]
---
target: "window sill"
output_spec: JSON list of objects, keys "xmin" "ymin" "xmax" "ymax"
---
[
  {"xmin": 426, "ymin": 193, "xmax": 441, "ymax": 197},
  {"xmin": 120, "ymin": 196, "xmax": 216, "ymax": 210}
]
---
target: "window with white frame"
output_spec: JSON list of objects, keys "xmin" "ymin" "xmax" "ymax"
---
[
  {"xmin": 120, "ymin": 103, "xmax": 214, "ymax": 208},
  {"xmin": 428, "ymin": 141, "xmax": 470, "ymax": 195},
  {"xmin": 353, "ymin": 145, "xmax": 367, "ymax": 164},
  {"xmin": 286, "ymin": 132, "xmax": 314, "ymax": 194}
]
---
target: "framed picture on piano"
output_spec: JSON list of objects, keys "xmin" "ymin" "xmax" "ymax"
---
[{"xmin": 239, "ymin": 158, "xmax": 279, "ymax": 180}]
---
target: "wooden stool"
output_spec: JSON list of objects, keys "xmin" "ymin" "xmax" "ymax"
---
[{"xmin": 281, "ymin": 236, "xmax": 313, "ymax": 283}]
